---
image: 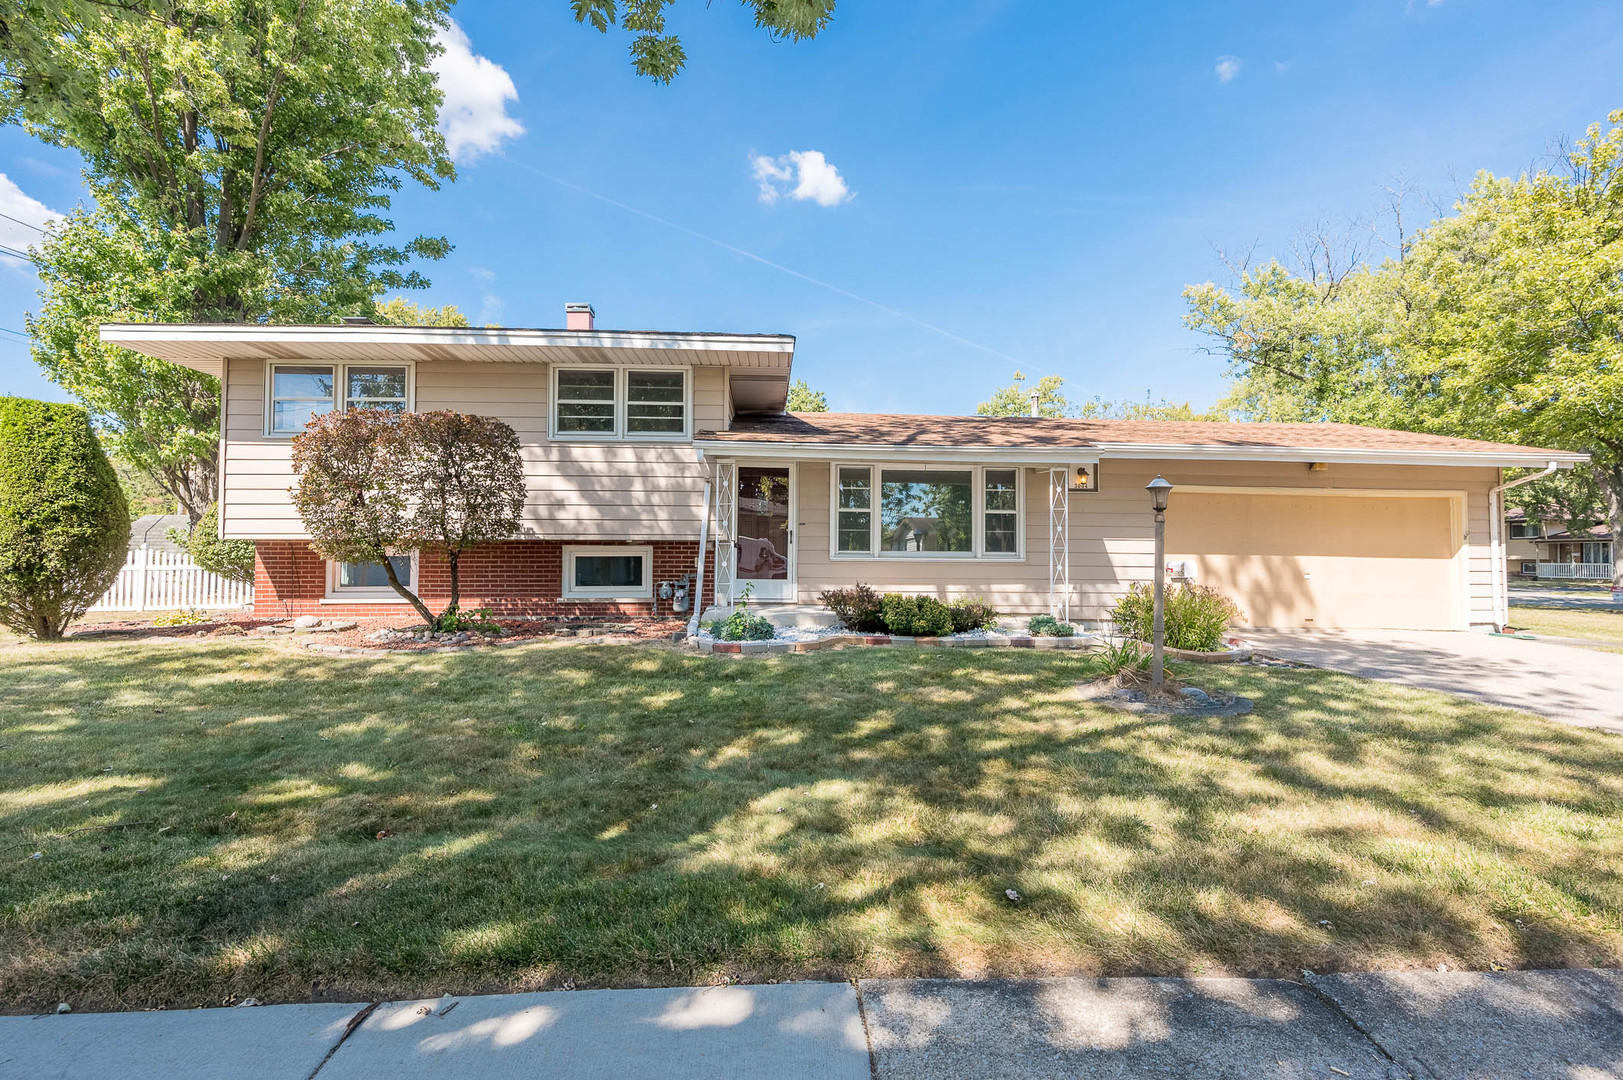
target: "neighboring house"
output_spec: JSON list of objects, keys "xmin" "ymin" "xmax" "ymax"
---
[
  {"xmin": 101, "ymin": 309, "xmax": 1588, "ymax": 631},
  {"xmin": 1534, "ymin": 524, "xmax": 1614, "ymax": 581},
  {"xmin": 1502, "ymin": 507, "xmax": 1615, "ymax": 581},
  {"xmin": 129, "ymin": 513, "xmax": 189, "ymax": 553},
  {"xmin": 1504, "ymin": 507, "xmax": 1544, "ymax": 579}
]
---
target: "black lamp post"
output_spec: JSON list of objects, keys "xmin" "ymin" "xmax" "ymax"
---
[{"xmin": 1146, "ymin": 476, "xmax": 1173, "ymax": 687}]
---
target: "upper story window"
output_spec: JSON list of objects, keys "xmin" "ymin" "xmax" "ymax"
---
[
  {"xmin": 1508, "ymin": 521, "xmax": 1541, "ymax": 539},
  {"xmin": 832, "ymin": 464, "xmax": 1022, "ymax": 560},
  {"xmin": 551, "ymin": 366, "xmax": 689, "ymax": 440},
  {"xmin": 267, "ymin": 362, "xmax": 412, "ymax": 436}
]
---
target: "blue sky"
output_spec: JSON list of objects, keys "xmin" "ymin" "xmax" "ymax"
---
[{"xmin": 1, "ymin": 0, "xmax": 1620, "ymax": 414}]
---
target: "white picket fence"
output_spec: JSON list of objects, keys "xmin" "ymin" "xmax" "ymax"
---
[{"xmin": 91, "ymin": 548, "xmax": 254, "ymax": 612}]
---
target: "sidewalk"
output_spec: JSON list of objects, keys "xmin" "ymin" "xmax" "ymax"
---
[{"xmin": 2, "ymin": 968, "xmax": 1619, "ymax": 1079}]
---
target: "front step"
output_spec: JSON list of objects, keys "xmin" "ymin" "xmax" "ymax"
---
[{"xmin": 698, "ymin": 604, "xmax": 840, "ymax": 630}]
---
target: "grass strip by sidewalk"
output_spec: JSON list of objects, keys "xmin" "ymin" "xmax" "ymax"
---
[
  {"xmin": 1, "ymin": 639, "xmax": 1620, "ymax": 1012},
  {"xmin": 1508, "ymin": 605, "xmax": 1623, "ymax": 647}
]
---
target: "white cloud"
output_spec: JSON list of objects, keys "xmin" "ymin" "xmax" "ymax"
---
[
  {"xmin": 432, "ymin": 20, "xmax": 524, "ymax": 163},
  {"xmin": 1215, "ymin": 55, "xmax": 1242, "ymax": 82},
  {"xmin": 0, "ymin": 174, "xmax": 62, "ymax": 268},
  {"xmin": 751, "ymin": 150, "xmax": 852, "ymax": 207}
]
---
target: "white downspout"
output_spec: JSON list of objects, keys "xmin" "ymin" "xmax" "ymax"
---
[
  {"xmin": 1488, "ymin": 460, "xmax": 1564, "ymax": 630},
  {"xmin": 689, "ymin": 478, "xmax": 711, "ymax": 639}
]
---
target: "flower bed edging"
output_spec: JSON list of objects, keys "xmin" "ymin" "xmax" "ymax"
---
[{"xmin": 691, "ymin": 631, "xmax": 1093, "ymax": 655}]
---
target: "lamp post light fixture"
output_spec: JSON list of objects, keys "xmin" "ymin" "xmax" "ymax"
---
[{"xmin": 1145, "ymin": 475, "xmax": 1174, "ymax": 688}]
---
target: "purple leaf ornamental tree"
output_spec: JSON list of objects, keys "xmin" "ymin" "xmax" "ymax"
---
[
  {"xmin": 397, "ymin": 410, "xmax": 527, "ymax": 624},
  {"xmin": 290, "ymin": 409, "xmax": 526, "ymax": 628}
]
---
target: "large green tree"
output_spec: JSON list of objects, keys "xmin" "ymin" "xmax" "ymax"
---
[
  {"xmin": 976, "ymin": 372, "xmax": 1222, "ymax": 421},
  {"xmin": 1184, "ymin": 110, "xmax": 1623, "ymax": 585},
  {"xmin": 3, "ymin": 0, "xmax": 456, "ymax": 522},
  {"xmin": 571, "ymin": 0, "xmax": 836, "ymax": 82}
]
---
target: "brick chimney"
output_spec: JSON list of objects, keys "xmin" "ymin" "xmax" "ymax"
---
[{"xmin": 565, "ymin": 302, "xmax": 595, "ymax": 331}]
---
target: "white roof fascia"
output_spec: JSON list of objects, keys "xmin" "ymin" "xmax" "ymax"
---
[
  {"xmin": 98, "ymin": 323, "xmax": 795, "ymax": 356},
  {"xmin": 691, "ymin": 439, "xmax": 1590, "ymax": 468}
]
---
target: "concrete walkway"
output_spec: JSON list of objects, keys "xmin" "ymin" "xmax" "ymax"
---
[
  {"xmin": 3, "ymin": 969, "xmax": 1619, "ymax": 1079},
  {"xmin": 1245, "ymin": 628, "xmax": 1623, "ymax": 734}
]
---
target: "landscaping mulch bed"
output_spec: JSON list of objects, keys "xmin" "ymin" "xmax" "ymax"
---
[
  {"xmin": 59, "ymin": 615, "xmax": 689, "ymax": 652},
  {"xmin": 310, "ymin": 617, "xmax": 688, "ymax": 653}
]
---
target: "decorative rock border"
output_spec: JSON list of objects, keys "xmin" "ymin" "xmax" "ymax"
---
[
  {"xmin": 693, "ymin": 632, "xmax": 1094, "ymax": 656},
  {"xmin": 1078, "ymin": 682, "xmax": 1255, "ymax": 717},
  {"xmin": 1163, "ymin": 642, "xmax": 1254, "ymax": 663}
]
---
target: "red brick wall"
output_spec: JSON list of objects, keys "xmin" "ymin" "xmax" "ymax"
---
[{"xmin": 252, "ymin": 540, "xmax": 701, "ymax": 620}]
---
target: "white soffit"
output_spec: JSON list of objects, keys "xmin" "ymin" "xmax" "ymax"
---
[{"xmin": 98, "ymin": 323, "xmax": 796, "ymax": 374}]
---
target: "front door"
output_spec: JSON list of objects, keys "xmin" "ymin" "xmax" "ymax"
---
[{"xmin": 733, "ymin": 464, "xmax": 795, "ymax": 602}]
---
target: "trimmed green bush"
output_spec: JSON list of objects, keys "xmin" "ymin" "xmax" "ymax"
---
[
  {"xmin": 879, "ymin": 593, "xmax": 954, "ymax": 637},
  {"xmin": 1027, "ymin": 613, "xmax": 1076, "ymax": 637},
  {"xmin": 169, "ymin": 503, "xmax": 256, "ymax": 583},
  {"xmin": 948, "ymin": 597, "xmax": 999, "ymax": 633},
  {"xmin": 1112, "ymin": 581, "xmax": 1243, "ymax": 652},
  {"xmin": 0, "ymin": 398, "xmax": 129, "ymax": 640}
]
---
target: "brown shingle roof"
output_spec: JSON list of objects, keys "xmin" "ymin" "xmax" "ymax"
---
[{"xmin": 696, "ymin": 413, "xmax": 1580, "ymax": 459}]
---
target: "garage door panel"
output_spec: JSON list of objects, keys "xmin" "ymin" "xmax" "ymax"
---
[{"xmin": 1165, "ymin": 493, "xmax": 1460, "ymax": 631}]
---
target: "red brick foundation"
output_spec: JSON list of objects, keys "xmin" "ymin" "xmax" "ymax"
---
[{"xmin": 252, "ymin": 540, "xmax": 701, "ymax": 620}]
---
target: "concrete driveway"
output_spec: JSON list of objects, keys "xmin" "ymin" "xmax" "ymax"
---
[{"xmin": 1245, "ymin": 629, "xmax": 1623, "ymax": 734}]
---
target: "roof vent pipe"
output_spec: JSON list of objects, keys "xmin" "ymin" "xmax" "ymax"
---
[
  {"xmin": 1028, "ymin": 389, "xmax": 1041, "ymax": 418},
  {"xmin": 565, "ymin": 303, "xmax": 595, "ymax": 331}
]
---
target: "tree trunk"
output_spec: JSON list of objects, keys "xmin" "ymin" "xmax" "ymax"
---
[
  {"xmin": 445, "ymin": 550, "xmax": 461, "ymax": 626},
  {"xmin": 379, "ymin": 553, "xmax": 435, "ymax": 626},
  {"xmin": 1606, "ymin": 470, "xmax": 1623, "ymax": 593}
]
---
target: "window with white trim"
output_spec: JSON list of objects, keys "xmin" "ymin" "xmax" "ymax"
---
[
  {"xmin": 562, "ymin": 545, "xmax": 654, "ymax": 599},
  {"xmin": 550, "ymin": 367, "xmax": 689, "ymax": 439},
  {"xmin": 984, "ymin": 469, "xmax": 1019, "ymax": 554},
  {"xmin": 626, "ymin": 370, "xmax": 686, "ymax": 434},
  {"xmin": 554, "ymin": 369, "xmax": 616, "ymax": 434},
  {"xmin": 268, "ymin": 362, "xmax": 412, "ymax": 435},
  {"xmin": 836, "ymin": 466, "xmax": 873, "ymax": 554},
  {"xmin": 830, "ymin": 465, "xmax": 1022, "ymax": 560},
  {"xmin": 326, "ymin": 554, "xmax": 415, "ymax": 598}
]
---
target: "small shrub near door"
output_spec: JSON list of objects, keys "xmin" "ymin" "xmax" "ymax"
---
[
  {"xmin": 1027, "ymin": 614, "xmax": 1076, "ymax": 637},
  {"xmin": 818, "ymin": 582, "xmax": 885, "ymax": 632},
  {"xmin": 948, "ymin": 598, "xmax": 999, "ymax": 633},
  {"xmin": 1112, "ymin": 581, "xmax": 1243, "ymax": 652},
  {"xmin": 706, "ymin": 609, "xmax": 776, "ymax": 641}
]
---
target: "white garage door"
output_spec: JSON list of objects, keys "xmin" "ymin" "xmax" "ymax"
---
[{"xmin": 1164, "ymin": 491, "xmax": 1463, "ymax": 631}]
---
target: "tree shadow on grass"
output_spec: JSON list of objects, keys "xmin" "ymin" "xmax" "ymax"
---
[{"xmin": 0, "ymin": 641, "xmax": 1620, "ymax": 1011}]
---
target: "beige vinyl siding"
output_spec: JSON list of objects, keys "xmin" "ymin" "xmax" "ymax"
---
[
  {"xmin": 791, "ymin": 457, "xmax": 1499, "ymax": 627},
  {"xmin": 219, "ymin": 358, "xmax": 721, "ymax": 541}
]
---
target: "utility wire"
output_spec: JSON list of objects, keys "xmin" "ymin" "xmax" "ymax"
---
[
  {"xmin": 0, "ymin": 243, "xmax": 40, "ymax": 265},
  {"xmin": 504, "ymin": 157, "xmax": 1025, "ymax": 367},
  {"xmin": 0, "ymin": 210, "xmax": 47, "ymax": 233}
]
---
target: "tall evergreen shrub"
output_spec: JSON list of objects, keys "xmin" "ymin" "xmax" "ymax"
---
[{"xmin": 0, "ymin": 398, "xmax": 129, "ymax": 640}]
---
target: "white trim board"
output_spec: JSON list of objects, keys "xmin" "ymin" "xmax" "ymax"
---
[{"xmin": 692, "ymin": 440, "xmax": 1586, "ymax": 469}]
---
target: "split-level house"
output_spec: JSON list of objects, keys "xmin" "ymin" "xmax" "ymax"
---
[{"xmin": 102, "ymin": 306, "xmax": 1588, "ymax": 632}]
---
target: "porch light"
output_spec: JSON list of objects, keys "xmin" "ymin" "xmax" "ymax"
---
[
  {"xmin": 1070, "ymin": 464, "xmax": 1098, "ymax": 492},
  {"xmin": 1145, "ymin": 475, "xmax": 1174, "ymax": 687},
  {"xmin": 1146, "ymin": 475, "xmax": 1172, "ymax": 513}
]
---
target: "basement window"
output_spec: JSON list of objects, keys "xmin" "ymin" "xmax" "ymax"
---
[
  {"xmin": 562, "ymin": 545, "xmax": 653, "ymax": 600},
  {"xmin": 325, "ymin": 555, "xmax": 415, "ymax": 601}
]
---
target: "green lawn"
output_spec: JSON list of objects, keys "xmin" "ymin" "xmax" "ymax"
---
[
  {"xmin": 1509, "ymin": 605, "xmax": 1623, "ymax": 646},
  {"xmin": 2, "ymin": 639, "xmax": 1620, "ymax": 1013}
]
